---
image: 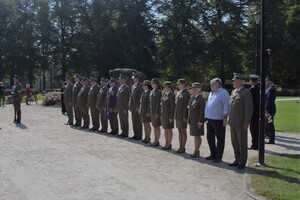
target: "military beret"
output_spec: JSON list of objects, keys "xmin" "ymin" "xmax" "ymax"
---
[
  {"xmin": 89, "ymin": 76, "xmax": 97, "ymax": 81},
  {"xmin": 100, "ymin": 77, "xmax": 108, "ymax": 83},
  {"xmin": 142, "ymin": 80, "xmax": 151, "ymax": 86},
  {"xmin": 119, "ymin": 74, "xmax": 128, "ymax": 80},
  {"xmin": 232, "ymin": 73, "xmax": 244, "ymax": 81},
  {"xmin": 13, "ymin": 75, "xmax": 21, "ymax": 80},
  {"xmin": 151, "ymin": 78, "xmax": 159, "ymax": 84},
  {"xmin": 266, "ymin": 76, "xmax": 273, "ymax": 81},
  {"xmin": 132, "ymin": 72, "xmax": 141, "ymax": 79},
  {"xmin": 176, "ymin": 78, "xmax": 187, "ymax": 85},
  {"xmin": 109, "ymin": 77, "xmax": 117, "ymax": 83},
  {"xmin": 74, "ymin": 73, "xmax": 82, "ymax": 79},
  {"xmin": 190, "ymin": 82, "xmax": 202, "ymax": 89},
  {"xmin": 163, "ymin": 81, "xmax": 172, "ymax": 88},
  {"xmin": 249, "ymin": 74, "xmax": 259, "ymax": 80}
]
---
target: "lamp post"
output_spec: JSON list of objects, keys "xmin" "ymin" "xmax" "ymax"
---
[
  {"xmin": 254, "ymin": 12, "xmax": 261, "ymax": 75},
  {"xmin": 266, "ymin": 49, "xmax": 272, "ymax": 75},
  {"xmin": 257, "ymin": 0, "xmax": 266, "ymax": 166}
]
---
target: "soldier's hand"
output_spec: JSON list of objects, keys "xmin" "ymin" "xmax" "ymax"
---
[
  {"xmin": 198, "ymin": 122, "xmax": 203, "ymax": 129},
  {"xmin": 223, "ymin": 118, "xmax": 228, "ymax": 127},
  {"xmin": 183, "ymin": 118, "xmax": 187, "ymax": 123},
  {"xmin": 146, "ymin": 114, "xmax": 150, "ymax": 117},
  {"xmin": 135, "ymin": 108, "xmax": 139, "ymax": 112},
  {"xmin": 243, "ymin": 124, "xmax": 249, "ymax": 130},
  {"xmin": 123, "ymin": 110, "xmax": 127, "ymax": 114},
  {"xmin": 155, "ymin": 114, "xmax": 159, "ymax": 119},
  {"xmin": 169, "ymin": 119, "xmax": 173, "ymax": 123},
  {"xmin": 109, "ymin": 108, "xmax": 113, "ymax": 113}
]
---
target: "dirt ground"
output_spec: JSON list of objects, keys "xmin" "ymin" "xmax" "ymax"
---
[{"xmin": 0, "ymin": 103, "xmax": 299, "ymax": 200}]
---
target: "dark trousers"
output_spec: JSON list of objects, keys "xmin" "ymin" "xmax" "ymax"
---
[
  {"xmin": 266, "ymin": 115, "xmax": 275, "ymax": 142},
  {"xmin": 109, "ymin": 112, "xmax": 119, "ymax": 134},
  {"xmin": 13, "ymin": 102, "xmax": 21, "ymax": 122},
  {"xmin": 250, "ymin": 116, "xmax": 259, "ymax": 147},
  {"xmin": 74, "ymin": 105, "xmax": 81, "ymax": 125},
  {"xmin": 119, "ymin": 111, "xmax": 129, "ymax": 135},
  {"xmin": 90, "ymin": 107, "xmax": 100, "ymax": 129},
  {"xmin": 207, "ymin": 119, "xmax": 226, "ymax": 160},
  {"xmin": 79, "ymin": 106, "xmax": 89, "ymax": 128},
  {"xmin": 132, "ymin": 110, "xmax": 142, "ymax": 139},
  {"xmin": 100, "ymin": 108, "xmax": 108, "ymax": 131},
  {"xmin": 65, "ymin": 102, "xmax": 73, "ymax": 124}
]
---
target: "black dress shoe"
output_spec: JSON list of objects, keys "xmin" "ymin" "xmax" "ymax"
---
[
  {"xmin": 150, "ymin": 142, "xmax": 160, "ymax": 147},
  {"xmin": 134, "ymin": 137, "xmax": 142, "ymax": 140},
  {"xmin": 237, "ymin": 165, "xmax": 246, "ymax": 169},
  {"xmin": 80, "ymin": 126, "xmax": 89, "ymax": 129},
  {"xmin": 213, "ymin": 159, "xmax": 222, "ymax": 163},
  {"xmin": 190, "ymin": 151, "xmax": 200, "ymax": 158},
  {"xmin": 205, "ymin": 156, "xmax": 215, "ymax": 160},
  {"xmin": 266, "ymin": 140, "xmax": 275, "ymax": 144},
  {"xmin": 229, "ymin": 161, "xmax": 239, "ymax": 167},
  {"xmin": 65, "ymin": 122, "xmax": 73, "ymax": 125},
  {"xmin": 248, "ymin": 145, "xmax": 258, "ymax": 150},
  {"xmin": 129, "ymin": 136, "xmax": 137, "ymax": 140},
  {"xmin": 89, "ymin": 127, "xmax": 98, "ymax": 131},
  {"xmin": 99, "ymin": 129, "xmax": 107, "ymax": 133},
  {"xmin": 142, "ymin": 139, "xmax": 150, "ymax": 143},
  {"xmin": 108, "ymin": 131, "xmax": 117, "ymax": 135},
  {"xmin": 162, "ymin": 145, "xmax": 172, "ymax": 150},
  {"xmin": 118, "ymin": 134, "xmax": 128, "ymax": 138},
  {"xmin": 73, "ymin": 124, "xmax": 81, "ymax": 127}
]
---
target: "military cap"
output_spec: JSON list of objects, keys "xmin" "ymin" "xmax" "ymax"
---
[
  {"xmin": 176, "ymin": 78, "xmax": 187, "ymax": 85},
  {"xmin": 82, "ymin": 77, "xmax": 89, "ymax": 82},
  {"xmin": 74, "ymin": 73, "xmax": 82, "ymax": 79},
  {"xmin": 13, "ymin": 75, "xmax": 21, "ymax": 80},
  {"xmin": 109, "ymin": 77, "xmax": 117, "ymax": 83},
  {"xmin": 190, "ymin": 82, "xmax": 202, "ymax": 89},
  {"xmin": 65, "ymin": 75, "xmax": 71, "ymax": 80},
  {"xmin": 142, "ymin": 80, "xmax": 151, "ymax": 86},
  {"xmin": 89, "ymin": 76, "xmax": 97, "ymax": 81},
  {"xmin": 249, "ymin": 74, "xmax": 259, "ymax": 80},
  {"xmin": 232, "ymin": 73, "xmax": 244, "ymax": 81},
  {"xmin": 163, "ymin": 81, "xmax": 172, "ymax": 88},
  {"xmin": 119, "ymin": 74, "xmax": 128, "ymax": 80},
  {"xmin": 151, "ymin": 78, "xmax": 159, "ymax": 84},
  {"xmin": 100, "ymin": 77, "xmax": 108, "ymax": 83},
  {"xmin": 266, "ymin": 76, "xmax": 273, "ymax": 81},
  {"xmin": 132, "ymin": 72, "xmax": 141, "ymax": 79}
]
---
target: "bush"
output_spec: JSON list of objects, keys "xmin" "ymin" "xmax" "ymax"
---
[{"xmin": 42, "ymin": 92, "xmax": 61, "ymax": 106}]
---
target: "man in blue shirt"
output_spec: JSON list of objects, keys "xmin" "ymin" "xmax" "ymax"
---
[
  {"xmin": 265, "ymin": 76, "xmax": 276, "ymax": 144},
  {"xmin": 205, "ymin": 78, "xmax": 230, "ymax": 162}
]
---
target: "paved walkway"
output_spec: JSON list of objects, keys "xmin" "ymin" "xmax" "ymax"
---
[{"xmin": 0, "ymin": 104, "xmax": 299, "ymax": 200}]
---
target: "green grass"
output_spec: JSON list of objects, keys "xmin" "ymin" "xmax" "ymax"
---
[
  {"xmin": 275, "ymin": 100, "xmax": 300, "ymax": 133},
  {"xmin": 277, "ymin": 96, "xmax": 299, "ymax": 99},
  {"xmin": 249, "ymin": 154, "xmax": 300, "ymax": 200}
]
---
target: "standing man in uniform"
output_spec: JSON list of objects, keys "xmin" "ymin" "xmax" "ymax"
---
[
  {"xmin": 77, "ymin": 77, "xmax": 90, "ymax": 129},
  {"xmin": 265, "ymin": 76, "xmax": 277, "ymax": 144},
  {"xmin": 64, "ymin": 75, "xmax": 74, "ymax": 125},
  {"xmin": 72, "ymin": 74, "xmax": 83, "ymax": 127},
  {"xmin": 116, "ymin": 74, "xmax": 130, "ymax": 138},
  {"xmin": 249, "ymin": 74, "xmax": 260, "ymax": 150},
  {"xmin": 87, "ymin": 76, "xmax": 100, "ymax": 131},
  {"xmin": 228, "ymin": 73, "xmax": 253, "ymax": 169},
  {"xmin": 129, "ymin": 73, "xmax": 143, "ymax": 140},
  {"xmin": 107, "ymin": 77, "xmax": 119, "ymax": 135},
  {"xmin": 96, "ymin": 77, "xmax": 109, "ymax": 133},
  {"xmin": 12, "ymin": 75, "xmax": 22, "ymax": 124},
  {"xmin": 205, "ymin": 78, "xmax": 230, "ymax": 162}
]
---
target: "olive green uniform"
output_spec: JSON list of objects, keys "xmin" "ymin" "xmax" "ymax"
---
[
  {"xmin": 175, "ymin": 89, "xmax": 190, "ymax": 129},
  {"xmin": 88, "ymin": 83, "xmax": 101, "ymax": 129},
  {"xmin": 130, "ymin": 82, "xmax": 143, "ymax": 139},
  {"xmin": 149, "ymin": 89, "xmax": 162, "ymax": 127},
  {"xmin": 12, "ymin": 83, "xmax": 22, "ymax": 123},
  {"xmin": 188, "ymin": 94, "xmax": 206, "ymax": 136},
  {"xmin": 139, "ymin": 90, "xmax": 151, "ymax": 122},
  {"xmin": 72, "ymin": 81, "xmax": 83, "ymax": 126},
  {"xmin": 96, "ymin": 85, "xmax": 109, "ymax": 132},
  {"xmin": 64, "ymin": 82, "xmax": 74, "ymax": 124},
  {"xmin": 116, "ymin": 83, "xmax": 130, "ymax": 136},
  {"xmin": 77, "ymin": 84, "xmax": 90, "ymax": 128},
  {"xmin": 161, "ymin": 92, "xmax": 175, "ymax": 129}
]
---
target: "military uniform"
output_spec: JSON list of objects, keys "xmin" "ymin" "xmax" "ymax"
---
[
  {"xmin": 107, "ymin": 80, "xmax": 118, "ymax": 135},
  {"xmin": 265, "ymin": 77, "xmax": 276, "ymax": 144},
  {"xmin": 139, "ymin": 89, "xmax": 151, "ymax": 123},
  {"xmin": 175, "ymin": 88, "xmax": 190, "ymax": 129},
  {"xmin": 64, "ymin": 79, "xmax": 74, "ymax": 125},
  {"xmin": 116, "ymin": 74, "xmax": 130, "ymax": 137},
  {"xmin": 249, "ymin": 74, "xmax": 260, "ymax": 149},
  {"xmin": 77, "ymin": 78, "xmax": 90, "ymax": 128},
  {"xmin": 228, "ymin": 74, "xmax": 253, "ymax": 167},
  {"xmin": 149, "ymin": 88, "xmax": 162, "ymax": 127},
  {"xmin": 130, "ymin": 76, "xmax": 143, "ymax": 139},
  {"xmin": 12, "ymin": 75, "xmax": 23, "ymax": 123},
  {"xmin": 161, "ymin": 91, "xmax": 175, "ymax": 129},
  {"xmin": 96, "ymin": 79, "xmax": 109, "ymax": 132},
  {"xmin": 88, "ymin": 80, "xmax": 100, "ymax": 130},
  {"xmin": 72, "ymin": 77, "xmax": 83, "ymax": 126},
  {"xmin": 188, "ymin": 94, "xmax": 206, "ymax": 136}
]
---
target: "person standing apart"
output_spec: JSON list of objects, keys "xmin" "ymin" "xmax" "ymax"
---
[
  {"xmin": 12, "ymin": 75, "xmax": 23, "ymax": 124},
  {"xmin": 77, "ymin": 77, "xmax": 90, "ymax": 129},
  {"xmin": 0, "ymin": 82, "xmax": 5, "ymax": 107},
  {"xmin": 129, "ymin": 73, "xmax": 143, "ymax": 140},
  {"xmin": 204, "ymin": 78, "xmax": 230, "ymax": 163},
  {"xmin": 161, "ymin": 81, "xmax": 175, "ymax": 150},
  {"xmin": 96, "ymin": 77, "xmax": 109, "ymax": 133},
  {"xmin": 60, "ymin": 82, "xmax": 67, "ymax": 115},
  {"xmin": 228, "ymin": 73, "xmax": 253, "ymax": 169},
  {"xmin": 116, "ymin": 74, "xmax": 130, "ymax": 138},
  {"xmin": 188, "ymin": 82, "xmax": 206, "ymax": 158},
  {"xmin": 149, "ymin": 78, "xmax": 162, "ymax": 147},
  {"xmin": 174, "ymin": 79, "xmax": 190, "ymax": 153},
  {"xmin": 87, "ymin": 76, "xmax": 100, "ymax": 131},
  {"xmin": 107, "ymin": 78, "xmax": 119, "ymax": 135},
  {"xmin": 72, "ymin": 74, "xmax": 83, "ymax": 127},
  {"xmin": 248, "ymin": 74, "xmax": 260, "ymax": 149},
  {"xmin": 139, "ymin": 80, "xmax": 152, "ymax": 143},
  {"xmin": 64, "ymin": 75, "xmax": 74, "ymax": 125},
  {"xmin": 265, "ymin": 76, "xmax": 277, "ymax": 144}
]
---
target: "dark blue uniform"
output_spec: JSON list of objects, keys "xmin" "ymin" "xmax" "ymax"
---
[
  {"xmin": 249, "ymin": 84, "xmax": 260, "ymax": 148},
  {"xmin": 265, "ymin": 84, "xmax": 276, "ymax": 143}
]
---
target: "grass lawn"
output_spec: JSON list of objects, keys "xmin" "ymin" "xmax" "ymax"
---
[
  {"xmin": 275, "ymin": 100, "xmax": 300, "ymax": 133},
  {"xmin": 249, "ymin": 154, "xmax": 300, "ymax": 200}
]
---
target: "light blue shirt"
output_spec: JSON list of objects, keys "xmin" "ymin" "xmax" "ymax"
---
[{"xmin": 205, "ymin": 87, "xmax": 230, "ymax": 120}]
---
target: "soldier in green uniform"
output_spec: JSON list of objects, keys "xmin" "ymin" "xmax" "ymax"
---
[
  {"xmin": 129, "ymin": 73, "xmax": 143, "ymax": 140},
  {"xmin": 72, "ymin": 74, "xmax": 83, "ymax": 127},
  {"xmin": 12, "ymin": 75, "xmax": 23, "ymax": 124},
  {"xmin": 107, "ymin": 78, "xmax": 119, "ymax": 135},
  {"xmin": 175, "ymin": 79, "xmax": 190, "ymax": 153},
  {"xmin": 96, "ymin": 77, "xmax": 109, "ymax": 133},
  {"xmin": 116, "ymin": 74, "xmax": 130, "ymax": 137},
  {"xmin": 139, "ymin": 80, "xmax": 152, "ymax": 143},
  {"xmin": 77, "ymin": 77, "xmax": 90, "ymax": 129},
  {"xmin": 149, "ymin": 78, "xmax": 162, "ymax": 147},
  {"xmin": 87, "ymin": 76, "xmax": 100, "ymax": 131},
  {"xmin": 188, "ymin": 82, "xmax": 206, "ymax": 158},
  {"xmin": 161, "ymin": 81, "xmax": 175, "ymax": 150},
  {"xmin": 228, "ymin": 73, "xmax": 253, "ymax": 169},
  {"xmin": 64, "ymin": 75, "xmax": 74, "ymax": 125}
]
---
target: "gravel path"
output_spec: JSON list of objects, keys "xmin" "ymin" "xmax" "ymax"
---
[{"xmin": 0, "ymin": 103, "xmax": 299, "ymax": 200}]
